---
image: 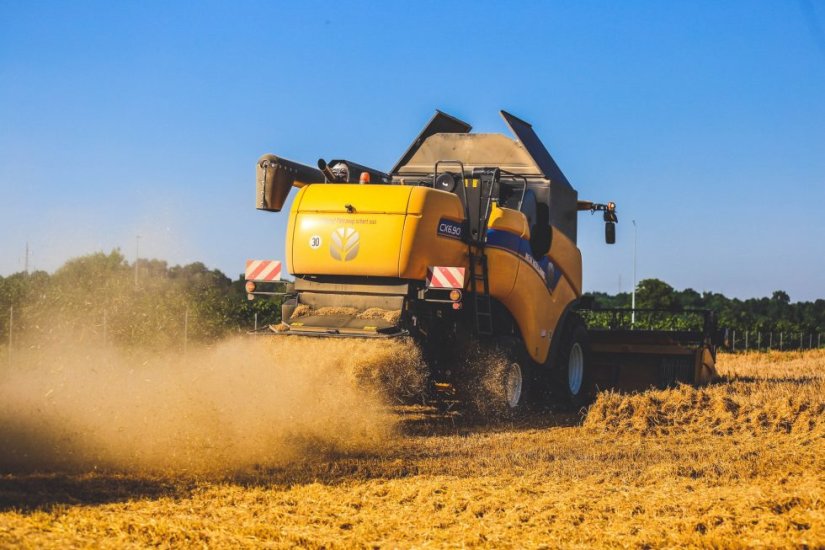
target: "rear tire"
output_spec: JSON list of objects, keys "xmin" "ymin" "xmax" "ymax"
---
[
  {"xmin": 503, "ymin": 359, "xmax": 525, "ymax": 410},
  {"xmin": 458, "ymin": 336, "xmax": 536, "ymax": 418},
  {"xmin": 489, "ymin": 336, "xmax": 539, "ymax": 417},
  {"xmin": 552, "ymin": 315, "xmax": 594, "ymax": 409}
]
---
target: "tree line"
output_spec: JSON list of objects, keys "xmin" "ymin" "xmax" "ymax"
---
[
  {"xmin": 0, "ymin": 250, "xmax": 281, "ymax": 350},
  {"xmin": 586, "ymin": 278, "xmax": 825, "ymax": 334},
  {"xmin": 1, "ymin": 252, "xmax": 822, "ymax": 350}
]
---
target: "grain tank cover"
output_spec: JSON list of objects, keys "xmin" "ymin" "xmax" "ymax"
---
[
  {"xmin": 390, "ymin": 110, "xmax": 472, "ymax": 175},
  {"xmin": 499, "ymin": 111, "xmax": 574, "ymax": 196},
  {"xmin": 395, "ymin": 133, "xmax": 533, "ymax": 175}
]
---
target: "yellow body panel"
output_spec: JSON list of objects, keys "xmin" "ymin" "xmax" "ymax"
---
[
  {"xmin": 286, "ymin": 183, "xmax": 584, "ymax": 365},
  {"xmin": 485, "ymin": 212, "xmax": 583, "ymax": 364},
  {"xmin": 398, "ymin": 187, "xmax": 467, "ymax": 279},
  {"xmin": 488, "ymin": 204, "xmax": 529, "ymax": 239},
  {"xmin": 485, "ymin": 247, "xmax": 520, "ymax": 302},
  {"xmin": 289, "ymin": 184, "xmax": 412, "ymax": 277},
  {"xmin": 484, "ymin": 204, "xmax": 528, "ymax": 301},
  {"xmin": 548, "ymin": 229, "xmax": 583, "ymax": 297},
  {"xmin": 504, "ymin": 254, "xmax": 578, "ymax": 364},
  {"xmin": 288, "ymin": 184, "xmax": 467, "ymax": 278},
  {"xmin": 293, "ymin": 183, "xmax": 414, "ymax": 214}
]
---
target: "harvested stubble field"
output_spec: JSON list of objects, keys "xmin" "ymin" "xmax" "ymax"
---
[{"xmin": 0, "ymin": 343, "xmax": 823, "ymax": 548}]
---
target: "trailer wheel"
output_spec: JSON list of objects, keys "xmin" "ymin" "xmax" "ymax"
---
[{"xmin": 553, "ymin": 315, "xmax": 594, "ymax": 408}]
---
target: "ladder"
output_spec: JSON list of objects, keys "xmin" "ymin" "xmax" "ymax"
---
[
  {"xmin": 469, "ymin": 249, "xmax": 493, "ymax": 335},
  {"xmin": 466, "ymin": 167, "xmax": 497, "ymax": 336}
]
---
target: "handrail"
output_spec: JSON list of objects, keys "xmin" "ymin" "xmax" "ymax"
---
[
  {"xmin": 499, "ymin": 169, "xmax": 528, "ymax": 211},
  {"xmin": 433, "ymin": 159, "xmax": 470, "ymax": 231}
]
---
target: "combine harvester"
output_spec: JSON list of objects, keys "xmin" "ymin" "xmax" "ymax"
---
[{"xmin": 245, "ymin": 111, "xmax": 718, "ymax": 412}]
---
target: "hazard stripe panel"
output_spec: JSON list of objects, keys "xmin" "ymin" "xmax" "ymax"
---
[
  {"xmin": 426, "ymin": 266, "xmax": 466, "ymax": 289},
  {"xmin": 245, "ymin": 260, "xmax": 282, "ymax": 282}
]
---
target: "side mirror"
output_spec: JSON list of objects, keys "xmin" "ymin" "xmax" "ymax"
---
[{"xmin": 605, "ymin": 221, "xmax": 616, "ymax": 244}]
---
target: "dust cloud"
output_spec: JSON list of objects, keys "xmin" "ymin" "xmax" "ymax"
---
[{"xmin": 0, "ymin": 336, "xmax": 425, "ymax": 474}]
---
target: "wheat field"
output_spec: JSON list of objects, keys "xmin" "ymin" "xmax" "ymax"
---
[{"xmin": 1, "ymin": 346, "xmax": 823, "ymax": 548}]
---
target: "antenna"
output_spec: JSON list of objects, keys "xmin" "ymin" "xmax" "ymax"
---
[{"xmin": 24, "ymin": 242, "xmax": 29, "ymax": 273}]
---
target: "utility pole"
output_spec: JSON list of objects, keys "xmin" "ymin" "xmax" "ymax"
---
[
  {"xmin": 24, "ymin": 242, "xmax": 30, "ymax": 273},
  {"xmin": 183, "ymin": 307, "xmax": 189, "ymax": 355},
  {"xmin": 134, "ymin": 235, "xmax": 141, "ymax": 289},
  {"xmin": 8, "ymin": 306, "xmax": 12, "ymax": 366},
  {"xmin": 632, "ymin": 219, "xmax": 637, "ymax": 326}
]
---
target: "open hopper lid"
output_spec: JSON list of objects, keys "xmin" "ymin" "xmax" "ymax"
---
[
  {"xmin": 392, "ymin": 110, "xmax": 573, "ymax": 194},
  {"xmin": 390, "ymin": 110, "xmax": 472, "ymax": 175}
]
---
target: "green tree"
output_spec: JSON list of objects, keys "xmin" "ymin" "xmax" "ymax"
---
[{"xmin": 636, "ymin": 278, "xmax": 677, "ymax": 310}]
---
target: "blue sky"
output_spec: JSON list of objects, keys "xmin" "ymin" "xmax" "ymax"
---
[{"xmin": 1, "ymin": 1, "xmax": 824, "ymax": 300}]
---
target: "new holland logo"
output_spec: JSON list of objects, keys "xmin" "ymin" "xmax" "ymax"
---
[{"xmin": 330, "ymin": 227, "xmax": 360, "ymax": 261}]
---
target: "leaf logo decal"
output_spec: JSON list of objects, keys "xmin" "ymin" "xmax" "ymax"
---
[{"xmin": 330, "ymin": 227, "xmax": 360, "ymax": 261}]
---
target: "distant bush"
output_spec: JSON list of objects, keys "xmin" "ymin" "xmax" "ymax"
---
[
  {"xmin": 0, "ymin": 250, "xmax": 281, "ymax": 350},
  {"xmin": 2, "ymin": 257, "xmax": 822, "ymax": 351},
  {"xmin": 586, "ymin": 278, "xmax": 825, "ymax": 334}
]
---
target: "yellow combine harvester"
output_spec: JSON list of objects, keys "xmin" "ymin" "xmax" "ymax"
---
[{"xmin": 246, "ymin": 111, "xmax": 718, "ymax": 411}]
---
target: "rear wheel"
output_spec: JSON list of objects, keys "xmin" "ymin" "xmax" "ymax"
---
[
  {"xmin": 457, "ymin": 336, "xmax": 535, "ymax": 418},
  {"xmin": 503, "ymin": 359, "xmax": 524, "ymax": 409},
  {"xmin": 552, "ymin": 315, "xmax": 594, "ymax": 409},
  {"xmin": 489, "ymin": 336, "xmax": 540, "ymax": 417},
  {"xmin": 567, "ymin": 342, "xmax": 584, "ymax": 395}
]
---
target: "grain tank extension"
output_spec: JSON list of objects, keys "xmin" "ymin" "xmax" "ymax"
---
[{"xmin": 246, "ymin": 111, "xmax": 718, "ymax": 411}]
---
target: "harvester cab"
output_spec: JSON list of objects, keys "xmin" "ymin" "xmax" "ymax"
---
[{"xmin": 246, "ymin": 110, "xmax": 718, "ymax": 412}]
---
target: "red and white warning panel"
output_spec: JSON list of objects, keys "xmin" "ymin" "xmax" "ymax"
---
[
  {"xmin": 245, "ymin": 259, "xmax": 282, "ymax": 282},
  {"xmin": 426, "ymin": 266, "xmax": 466, "ymax": 289}
]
